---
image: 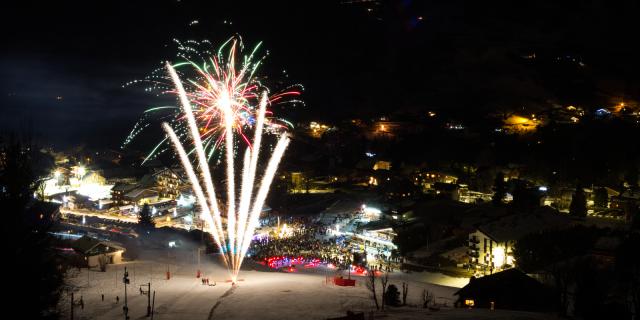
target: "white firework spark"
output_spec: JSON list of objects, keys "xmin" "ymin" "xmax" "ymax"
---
[{"xmin": 162, "ymin": 62, "xmax": 290, "ymax": 282}]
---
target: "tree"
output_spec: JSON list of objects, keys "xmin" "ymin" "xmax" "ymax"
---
[
  {"xmin": 617, "ymin": 232, "xmax": 640, "ymax": 318},
  {"xmin": 1, "ymin": 136, "xmax": 65, "ymax": 319},
  {"xmin": 492, "ymin": 172, "xmax": 506, "ymax": 205},
  {"xmin": 138, "ymin": 203, "xmax": 155, "ymax": 231},
  {"xmin": 511, "ymin": 180, "xmax": 540, "ymax": 212},
  {"xmin": 422, "ymin": 289, "xmax": 434, "ymax": 308},
  {"xmin": 98, "ymin": 254, "xmax": 109, "ymax": 272},
  {"xmin": 380, "ymin": 270, "xmax": 390, "ymax": 310},
  {"xmin": 624, "ymin": 158, "xmax": 638, "ymax": 189},
  {"xmin": 384, "ymin": 284, "xmax": 401, "ymax": 307},
  {"xmin": 513, "ymin": 226, "xmax": 603, "ymax": 315},
  {"xmin": 570, "ymin": 184, "xmax": 587, "ymax": 217},
  {"xmin": 401, "ymin": 282, "xmax": 409, "ymax": 306},
  {"xmin": 593, "ymin": 187, "xmax": 608, "ymax": 209},
  {"xmin": 365, "ymin": 268, "xmax": 380, "ymax": 310}
]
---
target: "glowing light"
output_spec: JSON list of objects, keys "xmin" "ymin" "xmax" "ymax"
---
[
  {"xmin": 363, "ymin": 206, "xmax": 381, "ymax": 214},
  {"xmin": 503, "ymin": 115, "xmax": 538, "ymax": 134},
  {"xmin": 492, "ymin": 246, "xmax": 506, "ymax": 268},
  {"xmin": 177, "ymin": 194, "xmax": 195, "ymax": 207},
  {"xmin": 77, "ymin": 166, "xmax": 86, "ymax": 177},
  {"xmin": 76, "ymin": 183, "xmax": 113, "ymax": 201},
  {"xmin": 162, "ymin": 59, "xmax": 291, "ymax": 282}
]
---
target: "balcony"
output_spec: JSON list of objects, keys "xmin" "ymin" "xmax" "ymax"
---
[{"xmin": 468, "ymin": 250, "xmax": 479, "ymax": 258}]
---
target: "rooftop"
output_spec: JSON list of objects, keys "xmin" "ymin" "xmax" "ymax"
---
[{"xmin": 478, "ymin": 207, "xmax": 572, "ymax": 242}]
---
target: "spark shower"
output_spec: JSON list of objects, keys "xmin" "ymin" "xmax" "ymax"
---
[{"xmin": 161, "ymin": 49, "xmax": 290, "ymax": 283}]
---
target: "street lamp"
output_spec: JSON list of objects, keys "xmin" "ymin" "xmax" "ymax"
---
[{"xmin": 77, "ymin": 166, "xmax": 86, "ymax": 178}]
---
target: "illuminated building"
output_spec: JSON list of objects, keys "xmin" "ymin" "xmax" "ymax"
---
[
  {"xmin": 373, "ymin": 160, "xmax": 391, "ymax": 171},
  {"xmin": 124, "ymin": 188, "xmax": 159, "ymax": 205},
  {"xmin": 307, "ymin": 121, "xmax": 334, "ymax": 138},
  {"xmin": 371, "ymin": 120, "xmax": 400, "ymax": 138},
  {"xmin": 111, "ymin": 183, "xmax": 137, "ymax": 205},
  {"xmin": 72, "ymin": 236, "xmax": 126, "ymax": 268},
  {"xmin": 468, "ymin": 208, "xmax": 572, "ymax": 274},
  {"xmin": 458, "ymin": 186, "xmax": 493, "ymax": 204},
  {"xmin": 290, "ymin": 172, "xmax": 304, "ymax": 193},
  {"xmin": 454, "ymin": 269, "xmax": 555, "ymax": 311},
  {"xmin": 152, "ymin": 166, "xmax": 188, "ymax": 199},
  {"xmin": 468, "ymin": 229, "xmax": 514, "ymax": 273},
  {"xmin": 366, "ymin": 118, "xmax": 424, "ymax": 139},
  {"xmin": 415, "ymin": 170, "xmax": 458, "ymax": 192}
]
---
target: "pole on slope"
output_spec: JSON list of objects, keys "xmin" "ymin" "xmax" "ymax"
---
[
  {"xmin": 146, "ymin": 282, "xmax": 151, "ymax": 316},
  {"xmin": 151, "ymin": 291, "xmax": 156, "ymax": 320}
]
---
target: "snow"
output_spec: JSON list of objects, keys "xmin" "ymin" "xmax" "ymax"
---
[{"xmin": 59, "ymin": 250, "xmax": 556, "ymax": 319}]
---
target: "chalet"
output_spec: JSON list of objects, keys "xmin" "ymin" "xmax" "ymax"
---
[
  {"xmin": 72, "ymin": 236, "xmax": 125, "ymax": 268},
  {"xmin": 468, "ymin": 207, "xmax": 572, "ymax": 273},
  {"xmin": 152, "ymin": 166, "xmax": 187, "ymax": 199},
  {"xmin": 111, "ymin": 182, "xmax": 137, "ymax": 205},
  {"xmin": 455, "ymin": 268, "xmax": 555, "ymax": 311},
  {"xmin": 124, "ymin": 188, "xmax": 159, "ymax": 205}
]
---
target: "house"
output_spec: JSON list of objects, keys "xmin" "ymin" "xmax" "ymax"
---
[
  {"xmin": 468, "ymin": 207, "xmax": 572, "ymax": 273},
  {"xmin": 152, "ymin": 166, "xmax": 187, "ymax": 199},
  {"xmin": 124, "ymin": 188, "xmax": 159, "ymax": 205},
  {"xmin": 458, "ymin": 186, "xmax": 493, "ymax": 204},
  {"xmin": 416, "ymin": 170, "xmax": 458, "ymax": 191},
  {"xmin": 373, "ymin": 160, "xmax": 391, "ymax": 171},
  {"xmin": 111, "ymin": 182, "xmax": 138, "ymax": 205},
  {"xmin": 382, "ymin": 177, "xmax": 417, "ymax": 200},
  {"xmin": 72, "ymin": 236, "xmax": 125, "ymax": 268},
  {"xmin": 610, "ymin": 189, "xmax": 640, "ymax": 222},
  {"xmin": 455, "ymin": 268, "xmax": 555, "ymax": 311}
]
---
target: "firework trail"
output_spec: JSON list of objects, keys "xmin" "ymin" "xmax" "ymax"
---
[{"xmin": 163, "ymin": 60, "xmax": 290, "ymax": 282}]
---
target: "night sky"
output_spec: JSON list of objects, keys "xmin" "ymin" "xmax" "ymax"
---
[{"xmin": 2, "ymin": 0, "xmax": 639, "ymax": 148}]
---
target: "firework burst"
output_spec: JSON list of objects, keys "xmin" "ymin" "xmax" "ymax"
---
[
  {"xmin": 163, "ymin": 60, "xmax": 290, "ymax": 283},
  {"xmin": 131, "ymin": 37, "xmax": 297, "ymax": 283},
  {"xmin": 123, "ymin": 37, "xmax": 302, "ymax": 163}
]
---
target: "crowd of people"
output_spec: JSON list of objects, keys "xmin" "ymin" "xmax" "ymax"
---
[{"xmin": 249, "ymin": 217, "xmax": 351, "ymax": 267}]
